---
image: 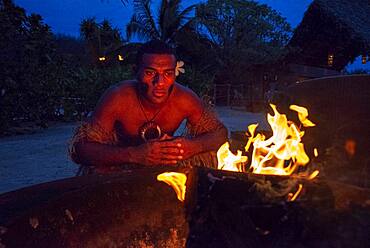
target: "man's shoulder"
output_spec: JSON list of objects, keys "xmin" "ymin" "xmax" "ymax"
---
[
  {"xmin": 96, "ymin": 80, "xmax": 136, "ymax": 110},
  {"xmin": 109, "ymin": 80, "xmax": 137, "ymax": 97},
  {"xmin": 173, "ymin": 83, "xmax": 203, "ymax": 110},
  {"xmin": 174, "ymin": 83, "xmax": 201, "ymax": 101}
]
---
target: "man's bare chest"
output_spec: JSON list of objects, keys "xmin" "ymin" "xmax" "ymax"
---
[{"xmin": 115, "ymin": 105, "xmax": 187, "ymax": 138}]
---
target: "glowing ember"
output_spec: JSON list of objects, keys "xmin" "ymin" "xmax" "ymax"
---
[
  {"xmin": 308, "ymin": 170, "xmax": 319, "ymax": 180},
  {"xmin": 314, "ymin": 148, "xmax": 319, "ymax": 157},
  {"xmin": 217, "ymin": 142, "xmax": 248, "ymax": 172},
  {"xmin": 157, "ymin": 172, "xmax": 187, "ymax": 202},
  {"xmin": 287, "ymin": 184, "xmax": 303, "ymax": 201}
]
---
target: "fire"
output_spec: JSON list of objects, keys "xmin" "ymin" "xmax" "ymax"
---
[
  {"xmin": 157, "ymin": 172, "xmax": 187, "ymax": 202},
  {"xmin": 248, "ymin": 104, "xmax": 312, "ymax": 176},
  {"xmin": 217, "ymin": 104, "xmax": 318, "ymax": 178},
  {"xmin": 217, "ymin": 142, "xmax": 247, "ymax": 172}
]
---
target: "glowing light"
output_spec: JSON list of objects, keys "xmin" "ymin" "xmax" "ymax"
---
[
  {"xmin": 99, "ymin": 56, "xmax": 106, "ymax": 61},
  {"xmin": 118, "ymin": 54, "xmax": 124, "ymax": 61},
  {"xmin": 328, "ymin": 54, "xmax": 334, "ymax": 66},
  {"xmin": 362, "ymin": 55, "xmax": 367, "ymax": 64}
]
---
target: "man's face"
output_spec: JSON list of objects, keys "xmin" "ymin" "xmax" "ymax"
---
[{"xmin": 137, "ymin": 53, "xmax": 177, "ymax": 104}]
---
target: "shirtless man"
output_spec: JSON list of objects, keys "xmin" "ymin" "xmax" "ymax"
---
[{"xmin": 70, "ymin": 40, "xmax": 227, "ymax": 173}]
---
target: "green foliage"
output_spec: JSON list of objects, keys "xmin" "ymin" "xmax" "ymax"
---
[
  {"xmin": 0, "ymin": 0, "xmax": 56, "ymax": 130},
  {"xmin": 194, "ymin": 0, "xmax": 292, "ymax": 84},
  {"xmin": 59, "ymin": 65, "xmax": 132, "ymax": 120}
]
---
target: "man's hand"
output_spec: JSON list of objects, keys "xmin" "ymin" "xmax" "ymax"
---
[
  {"xmin": 130, "ymin": 139, "xmax": 184, "ymax": 166},
  {"xmin": 159, "ymin": 137, "xmax": 201, "ymax": 161},
  {"xmin": 130, "ymin": 136, "xmax": 201, "ymax": 166}
]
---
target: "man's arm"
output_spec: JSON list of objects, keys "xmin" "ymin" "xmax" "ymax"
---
[
  {"xmin": 71, "ymin": 86, "xmax": 133, "ymax": 166},
  {"xmin": 165, "ymin": 89, "xmax": 228, "ymax": 160}
]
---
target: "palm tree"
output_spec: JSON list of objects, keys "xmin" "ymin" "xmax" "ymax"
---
[{"xmin": 126, "ymin": 0, "xmax": 197, "ymax": 44}]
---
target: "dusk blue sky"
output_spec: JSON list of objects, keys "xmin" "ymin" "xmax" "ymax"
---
[
  {"xmin": 13, "ymin": 0, "xmax": 368, "ymax": 70},
  {"xmin": 15, "ymin": 0, "xmax": 312, "ymax": 37}
]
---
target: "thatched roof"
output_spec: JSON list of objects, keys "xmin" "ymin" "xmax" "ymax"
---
[{"xmin": 287, "ymin": 0, "xmax": 370, "ymax": 70}]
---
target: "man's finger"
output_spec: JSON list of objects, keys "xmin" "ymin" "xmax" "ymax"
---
[
  {"xmin": 159, "ymin": 154, "xmax": 183, "ymax": 160},
  {"xmin": 158, "ymin": 140, "xmax": 183, "ymax": 148},
  {"xmin": 160, "ymin": 147, "xmax": 182, "ymax": 155},
  {"xmin": 154, "ymin": 158, "xmax": 178, "ymax": 165}
]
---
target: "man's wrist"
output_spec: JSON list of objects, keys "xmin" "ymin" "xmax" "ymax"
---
[{"xmin": 190, "ymin": 138, "xmax": 204, "ymax": 155}]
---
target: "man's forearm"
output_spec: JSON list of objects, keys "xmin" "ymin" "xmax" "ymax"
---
[
  {"xmin": 191, "ymin": 126, "xmax": 228, "ymax": 154},
  {"xmin": 74, "ymin": 142, "xmax": 136, "ymax": 167}
]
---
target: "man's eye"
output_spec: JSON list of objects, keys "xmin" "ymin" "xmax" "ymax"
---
[
  {"xmin": 145, "ymin": 71, "xmax": 155, "ymax": 76},
  {"xmin": 164, "ymin": 71, "xmax": 175, "ymax": 77}
]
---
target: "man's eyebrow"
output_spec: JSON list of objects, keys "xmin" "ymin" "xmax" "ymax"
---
[{"xmin": 144, "ymin": 67, "xmax": 175, "ymax": 71}]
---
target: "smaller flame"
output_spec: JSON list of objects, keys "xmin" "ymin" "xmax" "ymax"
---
[
  {"xmin": 290, "ymin": 105, "xmax": 315, "ymax": 127},
  {"xmin": 314, "ymin": 148, "xmax": 318, "ymax": 157},
  {"xmin": 308, "ymin": 170, "xmax": 319, "ymax": 180},
  {"xmin": 157, "ymin": 172, "xmax": 187, "ymax": 202},
  {"xmin": 217, "ymin": 142, "xmax": 248, "ymax": 172},
  {"xmin": 287, "ymin": 184, "xmax": 303, "ymax": 201}
]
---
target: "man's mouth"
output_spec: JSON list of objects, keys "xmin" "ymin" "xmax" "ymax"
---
[{"xmin": 153, "ymin": 90, "xmax": 166, "ymax": 98}]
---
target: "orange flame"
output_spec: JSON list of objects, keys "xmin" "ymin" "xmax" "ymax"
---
[
  {"xmin": 217, "ymin": 104, "xmax": 318, "ymax": 179},
  {"xmin": 247, "ymin": 104, "xmax": 312, "ymax": 176},
  {"xmin": 217, "ymin": 142, "xmax": 248, "ymax": 172},
  {"xmin": 289, "ymin": 105, "xmax": 315, "ymax": 127},
  {"xmin": 157, "ymin": 172, "xmax": 187, "ymax": 202}
]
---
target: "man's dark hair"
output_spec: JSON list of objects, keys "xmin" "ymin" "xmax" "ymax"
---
[{"xmin": 136, "ymin": 40, "xmax": 176, "ymax": 67}]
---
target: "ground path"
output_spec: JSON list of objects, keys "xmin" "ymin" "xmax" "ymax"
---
[{"xmin": 0, "ymin": 107, "xmax": 268, "ymax": 194}]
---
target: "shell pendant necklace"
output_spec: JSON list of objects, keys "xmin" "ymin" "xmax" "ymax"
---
[{"xmin": 137, "ymin": 91, "xmax": 167, "ymax": 142}]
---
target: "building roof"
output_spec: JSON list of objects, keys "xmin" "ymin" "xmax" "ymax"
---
[{"xmin": 287, "ymin": 0, "xmax": 370, "ymax": 70}]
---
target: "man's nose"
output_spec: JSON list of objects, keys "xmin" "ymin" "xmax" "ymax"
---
[{"xmin": 153, "ymin": 73, "xmax": 165, "ymax": 86}]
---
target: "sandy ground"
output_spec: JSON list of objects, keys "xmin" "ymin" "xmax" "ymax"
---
[{"xmin": 0, "ymin": 107, "xmax": 268, "ymax": 194}]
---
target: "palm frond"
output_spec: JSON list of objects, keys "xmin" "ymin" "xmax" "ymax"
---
[
  {"xmin": 157, "ymin": 0, "xmax": 169, "ymax": 38},
  {"xmin": 126, "ymin": 14, "xmax": 153, "ymax": 41},
  {"xmin": 129, "ymin": 0, "xmax": 159, "ymax": 40},
  {"xmin": 119, "ymin": 0, "xmax": 129, "ymax": 6}
]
